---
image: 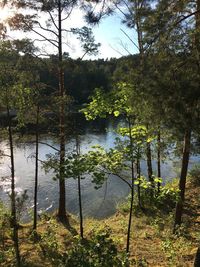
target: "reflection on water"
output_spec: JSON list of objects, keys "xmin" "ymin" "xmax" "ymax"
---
[{"xmin": 0, "ymin": 119, "xmax": 199, "ymax": 221}]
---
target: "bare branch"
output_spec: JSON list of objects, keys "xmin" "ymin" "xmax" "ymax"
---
[
  {"xmin": 104, "ymin": 170, "xmax": 132, "ymax": 188},
  {"xmin": 175, "ymin": 9, "xmax": 200, "ymax": 26},
  {"xmin": 28, "ymin": 141, "xmax": 60, "ymax": 152},
  {"xmin": 114, "ymin": 2, "xmax": 127, "ymax": 18},
  {"xmin": 61, "ymin": 3, "xmax": 75, "ymax": 21},
  {"xmin": 109, "ymin": 44, "xmax": 124, "ymax": 56},
  {"xmin": 47, "ymin": 10, "xmax": 58, "ymax": 30},
  {"xmin": 120, "ymin": 28, "xmax": 139, "ymax": 50},
  {"xmin": 119, "ymin": 40, "xmax": 132, "ymax": 55},
  {"xmin": 38, "ymin": 141, "xmax": 59, "ymax": 152},
  {"xmin": 1, "ymin": 153, "xmax": 11, "ymax": 158},
  {"xmin": 35, "ymin": 21, "xmax": 59, "ymax": 37},
  {"xmin": 121, "ymin": 0, "xmax": 134, "ymax": 17},
  {"xmin": 30, "ymin": 27, "xmax": 59, "ymax": 48}
]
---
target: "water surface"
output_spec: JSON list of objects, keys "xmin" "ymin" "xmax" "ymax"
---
[{"xmin": 0, "ymin": 121, "xmax": 199, "ymax": 220}]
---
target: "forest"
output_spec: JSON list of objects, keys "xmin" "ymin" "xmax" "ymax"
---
[{"xmin": 0, "ymin": 0, "xmax": 200, "ymax": 266}]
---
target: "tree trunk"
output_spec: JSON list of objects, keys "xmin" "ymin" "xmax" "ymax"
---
[
  {"xmin": 76, "ymin": 136, "xmax": 84, "ymax": 239},
  {"xmin": 194, "ymin": 247, "xmax": 200, "ymax": 267},
  {"xmin": 195, "ymin": 0, "xmax": 200, "ymax": 66},
  {"xmin": 146, "ymin": 142, "xmax": 153, "ymax": 182},
  {"xmin": 174, "ymin": 129, "xmax": 191, "ymax": 230},
  {"xmin": 126, "ymin": 117, "xmax": 134, "ymax": 254},
  {"xmin": 7, "ymin": 104, "xmax": 21, "ymax": 267},
  {"xmin": 136, "ymin": 155, "xmax": 142, "ymax": 208},
  {"xmin": 157, "ymin": 129, "xmax": 161, "ymax": 193},
  {"xmin": 33, "ymin": 105, "xmax": 39, "ymax": 230},
  {"xmin": 57, "ymin": 0, "xmax": 68, "ymax": 223}
]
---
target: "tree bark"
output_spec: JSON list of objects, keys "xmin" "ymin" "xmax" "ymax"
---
[
  {"xmin": 146, "ymin": 142, "xmax": 153, "ymax": 182},
  {"xmin": 157, "ymin": 129, "xmax": 161, "ymax": 193},
  {"xmin": 136, "ymin": 154, "xmax": 142, "ymax": 208},
  {"xmin": 33, "ymin": 105, "xmax": 39, "ymax": 230},
  {"xmin": 195, "ymin": 0, "xmax": 200, "ymax": 66},
  {"xmin": 57, "ymin": 0, "xmax": 68, "ymax": 223},
  {"xmin": 194, "ymin": 247, "xmax": 200, "ymax": 267},
  {"xmin": 174, "ymin": 129, "xmax": 191, "ymax": 229},
  {"xmin": 7, "ymin": 104, "xmax": 21, "ymax": 267},
  {"xmin": 76, "ymin": 136, "xmax": 84, "ymax": 239},
  {"xmin": 126, "ymin": 117, "xmax": 134, "ymax": 254}
]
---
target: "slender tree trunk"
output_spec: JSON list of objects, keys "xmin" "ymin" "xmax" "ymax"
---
[
  {"xmin": 57, "ymin": 0, "xmax": 68, "ymax": 222},
  {"xmin": 194, "ymin": 247, "xmax": 200, "ymax": 267},
  {"xmin": 33, "ymin": 105, "xmax": 39, "ymax": 230},
  {"xmin": 174, "ymin": 129, "xmax": 191, "ymax": 230},
  {"xmin": 126, "ymin": 117, "xmax": 134, "ymax": 254},
  {"xmin": 134, "ymin": 2, "xmax": 153, "ymax": 185},
  {"xmin": 7, "ymin": 104, "xmax": 21, "ymax": 267},
  {"xmin": 76, "ymin": 136, "xmax": 84, "ymax": 239},
  {"xmin": 157, "ymin": 129, "xmax": 161, "ymax": 193},
  {"xmin": 146, "ymin": 141, "xmax": 153, "ymax": 182},
  {"xmin": 195, "ymin": 0, "xmax": 200, "ymax": 66},
  {"xmin": 136, "ymin": 153, "xmax": 142, "ymax": 208}
]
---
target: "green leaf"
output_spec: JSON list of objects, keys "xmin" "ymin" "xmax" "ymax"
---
[{"xmin": 113, "ymin": 110, "xmax": 120, "ymax": 117}]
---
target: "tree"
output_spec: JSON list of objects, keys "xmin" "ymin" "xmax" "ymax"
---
[
  {"xmin": 140, "ymin": 0, "xmax": 200, "ymax": 228},
  {"xmin": 104, "ymin": 0, "xmax": 200, "ymax": 228},
  {"xmin": 81, "ymin": 83, "xmax": 153, "ymax": 253},
  {"xmin": 0, "ymin": 39, "xmax": 34, "ymax": 267},
  {"xmin": 1, "ymin": 0, "xmax": 100, "ymax": 223}
]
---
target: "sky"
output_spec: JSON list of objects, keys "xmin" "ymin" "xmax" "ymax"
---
[
  {"xmin": 0, "ymin": 5, "xmax": 138, "ymax": 59},
  {"xmin": 91, "ymin": 13, "xmax": 138, "ymax": 59}
]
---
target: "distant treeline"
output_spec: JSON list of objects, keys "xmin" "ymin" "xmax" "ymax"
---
[
  {"xmin": 40, "ymin": 54, "xmax": 140, "ymax": 104},
  {"xmin": 0, "ymin": 50, "xmax": 140, "ymax": 105}
]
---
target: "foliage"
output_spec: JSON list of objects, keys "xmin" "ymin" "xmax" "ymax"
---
[
  {"xmin": 81, "ymin": 83, "xmax": 133, "ymax": 120},
  {"xmin": 39, "ymin": 218, "xmax": 62, "ymax": 264},
  {"xmin": 72, "ymin": 26, "xmax": 101, "ymax": 59},
  {"xmin": 161, "ymin": 233, "xmax": 193, "ymax": 267},
  {"xmin": 156, "ymin": 182, "xmax": 180, "ymax": 208},
  {"xmin": 0, "ymin": 202, "xmax": 11, "ymax": 265},
  {"xmin": 118, "ymin": 178, "xmax": 180, "ymax": 213},
  {"xmin": 63, "ymin": 228, "xmax": 129, "ymax": 267}
]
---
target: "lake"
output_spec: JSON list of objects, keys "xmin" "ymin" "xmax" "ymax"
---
[{"xmin": 0, "ymin": 119, "xmax": 199, "ymax": 220}]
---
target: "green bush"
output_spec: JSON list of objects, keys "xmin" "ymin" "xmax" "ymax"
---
[
  {"xmin": 63, "ymin": 228, "xmax": 129, "ymax": 267},
  {"xmin": 39, "ymin": 218, "xmax": 62, "ymax": 264},
  {"xmin": 118, "ymin": 177, "xmax": 180, "ymax": 214},
  {"xmin": 156, "ymin": 183, "xmax": 180, "ymax": 209}
]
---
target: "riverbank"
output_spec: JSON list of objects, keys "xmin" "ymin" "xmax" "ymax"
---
[{"xmin": 0, "ymin": 178, "xmax": 199, "ymax": 266}]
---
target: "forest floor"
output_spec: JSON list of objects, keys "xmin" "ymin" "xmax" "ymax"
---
[{"xmin": 1, "ymin": 179, "xmax": 200, "ymax": 267}]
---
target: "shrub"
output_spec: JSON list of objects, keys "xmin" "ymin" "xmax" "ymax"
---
[
  {"xmin": 156, "ymin": 184, "xmax": 180, "ymax": 210},
  {"xmin": 118, "ymin": 177, "xmax": 180, "ymax": 214},
  {"xmin": 63, "ymin": 228, "xmax": 129, "ymax": 267}
]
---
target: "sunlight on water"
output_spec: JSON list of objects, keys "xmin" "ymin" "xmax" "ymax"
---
[{"xmin": 0, "ymin": 121, "xmax": 199, "ymax": 221}]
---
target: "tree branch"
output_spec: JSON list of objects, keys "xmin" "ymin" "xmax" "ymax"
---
[
  {"xmin": 104, "ymin": 170, "xmax": 132, "ymax": 188},
  {"xmin": 61, "ymin": 3, "xmax": 75, "ymax": 21},
  {"xmin": 120, "ymin": 28, "xmax": 139, "ymax": 50},
  {"xmin": 35, "ymin": 21, "xmax": 59, "ymax": 37},
  {"xmin": 47, "ymin": 10, "xmax": 59, "ymax": 30},
  {"xmin": 28, "ymin": 141, "xmax": 60, "ymax": 152}
]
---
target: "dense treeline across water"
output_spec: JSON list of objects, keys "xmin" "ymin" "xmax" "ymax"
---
[
  {"xmin": 0, "ymin": 51, "xmax": 139, "ymax": 107},
  {"xmin": 0, "ymin": 0, "xmax": 200, "ymax": 266}
]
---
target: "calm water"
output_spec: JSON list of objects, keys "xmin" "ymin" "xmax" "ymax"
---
[{"xmin": 0, "ymin": 120, "xmax": 199, "ymax": 220}]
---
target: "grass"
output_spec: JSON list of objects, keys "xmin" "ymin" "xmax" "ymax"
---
[{"xmin": 0, "ymin": 180, "xmax": 199, "ymax": 266}]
